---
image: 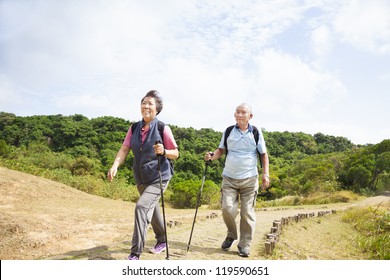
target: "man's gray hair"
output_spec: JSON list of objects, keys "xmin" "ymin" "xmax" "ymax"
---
[{"xmin": 237, "ymin": 103, "xmax": 252, "ymax": 114}]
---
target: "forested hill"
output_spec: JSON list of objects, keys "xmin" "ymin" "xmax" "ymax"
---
[
  {"xmin": 0, "ymin": 112, "xmax": 355, "ymax": 156},
  {"xmin": 0, "ymin": 112, "xmax": 389, "ymax": 206}
]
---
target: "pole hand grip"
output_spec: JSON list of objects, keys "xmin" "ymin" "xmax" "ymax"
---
[
  {"xmin": 155, "ymin": 140, "xmax": 164, "ymax": 156},
  {"xmin": 206, "ymin": 152, "xmax": 214, "ymax": 165}
]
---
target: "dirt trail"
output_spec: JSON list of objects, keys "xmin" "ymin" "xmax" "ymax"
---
[{"xmin": 1, "ymin": 167, "xmax": 388, "ymax": 260}]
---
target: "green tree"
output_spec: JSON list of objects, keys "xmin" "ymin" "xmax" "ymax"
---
[
  {"xmin": 346, "ymin": 165, "xmax": 371, "ymax": 192},
  {"xmin": 339, "ymin": 140, "xmax": 390, "ymax": 193},
  {"xmin": 0, "ymin": 139, "xmax": 10, "ymax": 156}
]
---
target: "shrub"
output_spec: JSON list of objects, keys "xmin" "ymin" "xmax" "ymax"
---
[
  {"xmin": 0, "ymin": 139, "xmax": 10, "ymax": 156},
  {"xmin": 169, "ymin": 179, "xmax": 220, "ymax": 209},
  {"xmin": 342, "ymin": 206, "xmax": 390, "ymax": 259}
]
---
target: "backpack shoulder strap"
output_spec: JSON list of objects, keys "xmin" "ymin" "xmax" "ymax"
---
[
  {"xmin": 157, "ymin": 120, "xmax": 165, "ymax": 140},
  {"xmin": 224, "ymin": 125, "xmax": 235, "ymax": 155},
  {"xmin": 252, "ymin": 125, "xmax": 259, "ymax": 144},
  {"xmin": 157, "ymin": 120, "xmax": 175, "ymax": 167},
  {"xmin": 252, "ymin": 125, "xmax": 263, "ymax": 168}
]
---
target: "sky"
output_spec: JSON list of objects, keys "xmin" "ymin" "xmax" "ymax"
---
[{"xmin": 0, "ymin": 0, "xmax": 389, "ymax": 145}]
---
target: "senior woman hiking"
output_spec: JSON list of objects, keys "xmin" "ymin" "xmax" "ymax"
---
[{"xmin": 107, "ymin": 90, "xmax": 179, "ymax": 260}]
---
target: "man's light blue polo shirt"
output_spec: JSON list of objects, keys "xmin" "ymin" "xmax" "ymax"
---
[{"xmin": 218, "ymin": 124, "xmax": 267, "ymax": 180}]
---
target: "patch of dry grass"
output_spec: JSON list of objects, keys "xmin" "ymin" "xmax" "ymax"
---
[
  {"xmin": 269, "ymin": 213, "xmax": 370, "ymax": 260},
  {"xmin": 258, "ymin": 190, "xmax": 362, "ymax": 208}
]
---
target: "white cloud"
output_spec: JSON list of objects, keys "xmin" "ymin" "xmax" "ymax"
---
[
  {"xmin": 332, "ymin": 0, "xmax": 390, "ymax": 54},
  {"xmin": 310, "ymin": 25, "xmax": 332, "ymax": 60},
  {"xmin": 153, "ymin": 47, "xmax": 349, "ymax": 137},
  {"xmin": 155, "ymin": 58, "xmax": 255, "ymax": 130},
  {"xmin": 0, "ymin": 0, "xmax": 388, "ymax": 145},
  {"xmin": 0, "ymin": 75, "xmax": 27, "ymax": 112},
  {"xmin": 169, "ymin": 0, "xmax": 307, "ymax": 66},
  {"xmin": 253, "ymin": 49, "xmax": 347, "ymax": 117}
]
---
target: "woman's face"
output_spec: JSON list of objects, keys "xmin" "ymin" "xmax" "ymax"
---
[{"xmin": 141, "ymin": 96, "xmax": 157, "ymax": 122}]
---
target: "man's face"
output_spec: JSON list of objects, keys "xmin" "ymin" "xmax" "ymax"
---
[{"xmin": 234, "ymin": 105, "xmax": 252, "ymax": 126}]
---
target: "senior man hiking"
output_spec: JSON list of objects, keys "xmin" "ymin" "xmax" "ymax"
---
[{"xmin": 204, "ymin": 103, "xmax": 270, "ymax": 257}]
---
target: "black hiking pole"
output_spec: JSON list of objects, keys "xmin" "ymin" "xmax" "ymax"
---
[
  {"xmin": 186, "ymin": 154, "xmax": 213, "ymax": 252},
  {"xmin": 156, "ymin": 140, "xmax": 169, "ymax": 260}
]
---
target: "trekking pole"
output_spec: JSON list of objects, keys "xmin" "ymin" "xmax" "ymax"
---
[
  {"xmin": 156, "ymin": 140, "xmax": 169, "ymax": 260},
  {"xmin": 186, "ymin": 154, "xmax": 213, "ymax": 252}
]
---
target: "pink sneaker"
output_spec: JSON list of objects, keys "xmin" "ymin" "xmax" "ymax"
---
[
  {"xmin": 149, "ymin": 242, "xmax": 167, "ymax": 254},
  {"xmin": 128, "ymin": 254, "xmax": 139, "ymax": 260}
]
